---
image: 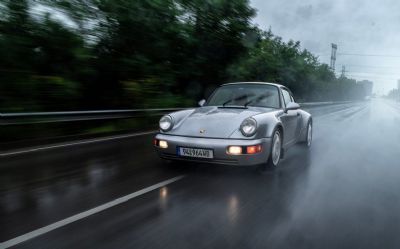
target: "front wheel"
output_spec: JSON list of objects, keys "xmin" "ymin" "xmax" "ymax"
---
[{"xmin": 259, "ymin": 130, "xmax": 282, "ymax": 171}]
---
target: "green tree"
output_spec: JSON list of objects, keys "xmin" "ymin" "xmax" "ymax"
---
[
  {"xmin": 0, "ymin": 0, "xmax": 367, "ymax": 112},
  {"xmin": 227, "ymin": 29, "xmax": 366, "ymax": 101}
]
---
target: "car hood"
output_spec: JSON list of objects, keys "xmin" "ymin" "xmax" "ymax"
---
[{"xmin": 169, "ymin": 106, "xmax": 273, "ymax": 138}]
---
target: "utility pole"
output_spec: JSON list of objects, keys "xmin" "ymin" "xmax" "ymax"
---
[
  {"xmin": 341, "ymin": 65, "xmax": 346, "ymax": 77},
  {"xmin": 330, "ymin": 43, "xmax": 337, "ymax": 72}
]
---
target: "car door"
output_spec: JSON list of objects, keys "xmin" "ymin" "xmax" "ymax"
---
[{"xmin": 280, "ymin": 88, "xmax": 300, "ymax": 146}]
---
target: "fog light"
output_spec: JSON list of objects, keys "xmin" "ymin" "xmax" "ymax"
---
[
  {"xmin": 227, "ymin": 146, "xmax": 242, "ymax": 155},
  {"xmin": 246, "ymin": 144, "xmax": 262, "ymax": 154},
  {"xmin": 159, "ymin": 140, "xmax": 168, "ymax": 149}
]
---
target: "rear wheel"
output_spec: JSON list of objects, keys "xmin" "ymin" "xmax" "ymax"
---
[{"xmin": 302, "ymin": 122, "xmax": 312, "ymax": 148}]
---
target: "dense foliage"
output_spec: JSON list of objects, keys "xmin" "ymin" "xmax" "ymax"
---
[{"xmin": 0, "ymin": 0, "xmax": 368, "ymax": 112}]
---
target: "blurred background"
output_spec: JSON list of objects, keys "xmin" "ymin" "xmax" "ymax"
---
[
  {"xmin": 0, "ymin": 0, "xmax": 373, "ymax": 112},
  {"xmin": 5, "ymin": 2, "xmax": 400, "ymax": 248},
  {"xmin": 0, "ymin": 0, "xmax": 377, "ymax": 146}
]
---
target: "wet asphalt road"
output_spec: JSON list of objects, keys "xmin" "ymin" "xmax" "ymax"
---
[{"xmin": 2, "ymin": 99, "xmax": 400, "ymax": 249}]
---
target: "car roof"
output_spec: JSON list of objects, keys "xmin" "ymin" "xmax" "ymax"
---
[{"xmin": 221, "ymin": 82, "xmax": 286, "ymax": 88}]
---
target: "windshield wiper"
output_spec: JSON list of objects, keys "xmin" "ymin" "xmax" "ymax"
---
[
  {"xmin": 222, "ymin": 95, "xmax": 249, "ymax": 107},
  {"xmin": 222, "ymin": 99, "xmax": 233, "ymax": 107},
  {"xmin": 244, "ymin": 99, "xmax": 255, "ymax": 107},
  {"xmin": 244, "ymin": 93, "xmax": 273, "ymax": 107}
]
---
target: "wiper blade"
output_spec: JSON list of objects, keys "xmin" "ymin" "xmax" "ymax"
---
[
  {"xmin": 244, "ymin": 99, "xmax": 254, "ymax": 107},
  {"xmin": 222, "ymin": 99, "xmax": 233, "ymax": 107},
  {"xmin": 222, "ymin": 95, "xmax": 251, "ymax": 107},
  {"xmin": 244, "ymin": 93, "xmax": 273, "ymax": 107}
]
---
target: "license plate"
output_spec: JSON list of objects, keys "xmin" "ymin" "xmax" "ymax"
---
[{"xmin": 177, "ymin": 147, "xmax": 214, "ymax": 159}]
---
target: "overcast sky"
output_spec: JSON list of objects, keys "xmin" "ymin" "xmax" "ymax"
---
[{"xmin": 251, "ymin": 0, "xmax": 400, "ymax": 94}]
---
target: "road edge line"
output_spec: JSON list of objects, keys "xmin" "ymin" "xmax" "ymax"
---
[{"xmin": 0, "ymin": 175, "xmax": 185, "ymax": 249}]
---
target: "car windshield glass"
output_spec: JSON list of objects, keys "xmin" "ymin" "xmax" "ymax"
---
[{"xmin": 206, "ymin": 84, "xmax": 280, "ymax": 108}]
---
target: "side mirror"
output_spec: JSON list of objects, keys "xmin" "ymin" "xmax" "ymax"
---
[
  {"xmin": 198, "ymin": 99, "xmax": 206, "ymax": 107},
  {"xmin": 285, "ymin": 102, "xmax": 300, "ymax": 112}
]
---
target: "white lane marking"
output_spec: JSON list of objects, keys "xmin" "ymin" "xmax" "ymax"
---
[
  {"xmin": 0, "ymin": 175, "xmax": 185, "ymax": 249},
  {"xmin": 0, "ymin": 131, "xmax": 157, "ymax": 157}
]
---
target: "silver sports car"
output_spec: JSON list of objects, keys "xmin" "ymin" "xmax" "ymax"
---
[{"xmin": 154, "ymin": 82, "xmax": 312, "ymax": 169}]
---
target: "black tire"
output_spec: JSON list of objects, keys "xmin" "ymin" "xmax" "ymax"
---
[
  {"xmin": 301, "ymin": 121, "xmax": 312, "ymax": 148},
  {"xmin": 259, "ymin": 129, "xmax": 282, "ymax": 171}
]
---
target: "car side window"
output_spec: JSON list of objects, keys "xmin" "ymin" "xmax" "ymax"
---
[
  {"xmin": 290, "ymin": 93, "xmax": 295, "ymax": 103},
  {"xmin": 282, "ymin": 89, "xmax": 291, "ymax": 106}
]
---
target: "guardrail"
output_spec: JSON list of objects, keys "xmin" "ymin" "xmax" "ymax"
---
[
  {"xmin": 0, "ymin": 101, "xmax": 353, "ymax": 125},
  {"xmin": 300, "ymin": 101, "xmax": 353, "ymax": 107},
  {"xmin": 0, "ymin": 108, "xmax": 186, "ymax": 125}
]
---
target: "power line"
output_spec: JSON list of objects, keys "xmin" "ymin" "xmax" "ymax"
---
[
  {"xmin": 346, "ymin": 64, "xmax": 400, "ymax": 69},
  {"xmin": 337, "ymin": 74, "xmax": 399, "ymax": 81},
  {"xmin": 335, "ymin": 72, "xmax": 391, "ymax": 77},
  {"xmin": 338, "ymin": 53, "xmax": 400, "ymax": 58},
  {"xmin": 344, "ymin": 71, "xmax": 400, "ymax": 76}
]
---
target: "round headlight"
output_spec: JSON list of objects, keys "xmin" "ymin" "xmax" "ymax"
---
[
  {"xmin": 159, "ymin": 115, "xmax": 173, "ymax": 131},
  {"xmin": 240, "ymin": 118, "xmax": 257, "ymax": 137}
]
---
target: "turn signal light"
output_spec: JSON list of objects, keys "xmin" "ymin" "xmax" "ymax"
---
[
  {"xmin": 246, "ymin": 144, "xmax": 262, "ymax": 154},
  {"xmin": 227, "ymin": 146, "xmax": 242, "ymax": 155},
  {"xmin": 227, "ymin": 144, "xmax": 262, "ymax": 155}
]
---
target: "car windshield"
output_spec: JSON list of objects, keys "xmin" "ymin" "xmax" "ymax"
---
[{"xmin": 206, "ymin": 84, "xmax": 280, "ymax": 108}]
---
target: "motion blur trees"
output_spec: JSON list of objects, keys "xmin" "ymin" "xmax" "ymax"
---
[
  {"xmin": 0, "ymin": 0, "xmax": 367, "ymax": 112},
  {"xmin": 227, "ymin": 30, "xmax": 366, "ymax": 101},
  {"xmin": 0, "ymin": 0, "xmax": 86, "ymax": 111}
]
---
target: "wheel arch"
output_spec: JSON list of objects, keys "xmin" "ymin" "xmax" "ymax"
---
[
  {"xmin": 275, "ymin": 123, "xmax": 284, "ymax": 141},
  {"xmin": 300, "ymin": 113, "xmax": 312, "ymax": 142}
]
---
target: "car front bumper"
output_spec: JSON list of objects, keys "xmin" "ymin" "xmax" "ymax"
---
[{"xmin": 154, "ymin": 134, "xmax": 272, "ymax": 166}]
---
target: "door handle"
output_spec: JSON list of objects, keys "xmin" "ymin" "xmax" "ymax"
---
[{"xmin": 297, "ymin": 112, "xmax": 300, "ymax": 116}]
